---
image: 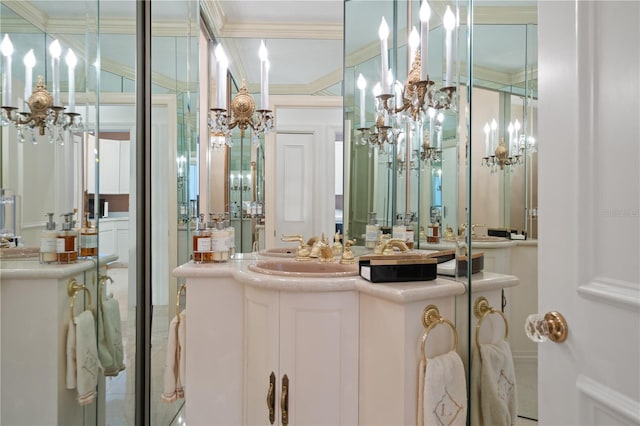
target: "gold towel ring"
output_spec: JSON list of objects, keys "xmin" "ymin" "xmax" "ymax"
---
[
  {"xmin": 420, "ymin": 305, "xmax": 459, "ymax": 365},
  {"xmin": 176, "ymin": 283, "xmax": 187, "ymax": 322},
  {"xmin": 473, "ymin": 296, "xmax": 509, "ymax": 355},
  {"xmin": 67, "ymin": 278, "xmax": 92, "ymax": 322},
  {"xmin": 98, "ymin": 273, "xmax": 113, "ymax": 307}
]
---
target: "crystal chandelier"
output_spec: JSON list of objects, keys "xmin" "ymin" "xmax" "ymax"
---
[
  {"xmin": 1, "ymin": 35, "xmax": 84, "ymax": 145},
  {"xmin": 208, "ymin": 41, "xmax": 274, "ymax": 149},
  {"xmin": 356, "ymin": 3, "xmax": 457, "ymax": 151},
  {"xmin": 481, "ymin": 117, "xmax": 537, "ymax": 173}
]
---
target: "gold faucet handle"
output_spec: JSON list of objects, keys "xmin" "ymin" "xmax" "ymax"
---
[
  {"xmin": 339, "ymin": 239, "xmax": 357, "ymax": 265},
  {"xmin": 281, "ymin": 234, "xmax": 304, "ymax": 244},
  {"xmin": 281, "ymin": 234, "xmax": 312, "ymax": 260}
]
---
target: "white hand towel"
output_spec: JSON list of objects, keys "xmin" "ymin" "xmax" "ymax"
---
[
  {"xmin": 71, "ymin": 310, "xmax": 102, "ymax": 406},
  {"xmin": 177, "ymin": 309, "xmax": 187, "ymax": 398},
  {"xmin": 97, "ymin": 307, "xmax": 115, "ymax": 374},
  {"xmin": 471, "ymin": 340, "xmax": 518, "ymax": 426},
  {"xmin": 66, "ymin": 318, "xmax": 77, "ymax": 390},
  {"xmin": 102, "ymin": 293, "xmax": 125, "ymax": 376},
  {"xmin": 161, "ymin": 309, "xmax": 186, "ymax": 402},
  {"xmin": 422, "ymin": 350, "xmax": 467, "ymax": 426}
]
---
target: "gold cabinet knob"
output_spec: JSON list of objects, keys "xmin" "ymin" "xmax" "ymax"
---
[{"xmin": 525, "ymin": 311, "xmax": 568, "ymax": 343}]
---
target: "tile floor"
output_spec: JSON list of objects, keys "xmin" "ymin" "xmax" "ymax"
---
[
  {"xmin": 103, "ymin": 267, "xmax": 185, "ymax": 426},
  {"xmin": 104, "ymin": 267, "xmax": 537, "ymax": 425}
]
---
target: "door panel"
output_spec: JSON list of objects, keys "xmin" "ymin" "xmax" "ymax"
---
[
  {"xmin": 244, "ymin": 286, "xmax": 280, "ymax": 425},
  {"xmin": 279, "ymin": 291, "xmax": 359, "ymax": 425},
  {"xmin": 275, "ymin": 133, "xmax": 315, "ymax": 244},
  {"xmin": 538, "ymin": 1, "xmax": 640, "ymax": 424}
]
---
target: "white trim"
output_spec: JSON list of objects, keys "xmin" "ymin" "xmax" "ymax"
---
[
  {"xmin": 577, "ymin": 374, "xmax": 640, "ymax": 425},
  {"xmin": 578, "ymin": 278, "xmax": 640, "ymax": 310}
]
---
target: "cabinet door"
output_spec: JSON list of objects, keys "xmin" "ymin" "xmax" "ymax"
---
[
  {"xmin": 98, "ymin": 139, "xmax": 120, "ymax": 194},
  {"xmin": 86, "ymin": 135, "xmax": 96, "ymax": 194},
  {"xmin": 279, "ymin": 291, "xmax": 359, "ymax": 425},
  {"xmin": 118, "ymin": 140, "xmax": 130, "ymax": 193},
  {"xmin": 244, "ymin": 286, "xmax": 280, "ymax": 425},
  {"xmin": 114, "ymin": 220, "xmax": 129, "ymax": 264},
  {"xmin": 99, "ymin": 221, "xmax": 115, "ymax": 256}
]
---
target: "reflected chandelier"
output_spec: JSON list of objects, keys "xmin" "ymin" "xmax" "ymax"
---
[
  {"xmin": 1, "ymin": 35, "xmax": 84, "ymax": 145},
  {"xmin": 208, "ymin": 41, "xmax": 274, "ymax": 148},
  {"xmin": 356, "ymin": 4, "xmax": 458, "ymax": 152}
]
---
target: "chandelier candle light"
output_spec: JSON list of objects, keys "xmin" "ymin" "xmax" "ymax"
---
[
  {"xmin": 482, "ymin": 118, "xmax": 526, "ymax": 172},
  {"xmin": 208, "ymin": 40, "xmax": 274, "ymax": 148},
  {"xmin": 1, "ymin": 35, "xmax": 83, "ymax": 144},
  {"xmin": 357, "ymin": 1, "xmax": 457, "ymax": 152}
]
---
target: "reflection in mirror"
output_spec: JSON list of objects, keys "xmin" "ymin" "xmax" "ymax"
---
[
  {"xmin": 344, "ymin": 0, "xmax": 461, "ymax": 250},
  {"xmin": 0, "ymin": 1, "xmax": 102, "ymax": 424},
  {"xmin": 1, "ymin": 0, "xmax": 197, "ymax": 424},
  {"xmin": 470, "ymin": 19, "xmax": 539, "ymax": 423}
]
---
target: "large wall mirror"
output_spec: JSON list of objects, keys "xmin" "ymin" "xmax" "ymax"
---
[
  {"xmin": 0, "ymin": 0, "xmax": 196, "ymax": 424},
  {"xmin": 344, "ymin": 0, "xmax": 539, "ymax": 423},
  {"xmin": 2, "ymin": 0, "xmax": 539, "ymax": 424}
]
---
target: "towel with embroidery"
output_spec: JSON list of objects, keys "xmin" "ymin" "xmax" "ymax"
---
[
  {"xmin": 471, "ymin": 340, "xmax": 518, "ymax": 426},
  {"xmin": 420, "ymin": 350, "xmax": 467, "ymax": 426},
  {"xmin": 66, "ymin": 310, "xmax": 102, "ymax": 405}
]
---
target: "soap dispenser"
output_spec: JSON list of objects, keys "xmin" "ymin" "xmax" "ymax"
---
[
  {"xmin": 211, "ymin": 217, "xmax": 229, "ymax": 262},
  {"xmin": 57, "ymin": 212, "xmax": 78, "ymax": 263},
  {"xmin": 224, "ymin": 212, "xmax": 235, "ymax": 258},
  {"xmin": 193, "ymin": 214, "xmax": 213, "ymax": 263},
  {"xmin": 404, "ymin": 212, "xmax": 415, "ymax": 249},
  {"xmin": 40, "ymin": 213, "xmax": 58, "ymax": 263},
  {"xmin": 392, "ymin": 214, "xmax": 406, "ymax": 242},
  {"xmin": 365, "ymin": 212, "xmax": 380, "ymax": 249},
  {"xmin": 79, "ymin": 212, "xmax": 98, "ymax": 258}
]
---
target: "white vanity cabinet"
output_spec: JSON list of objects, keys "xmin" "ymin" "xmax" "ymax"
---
[
  {"xmin": 0, "ymin": 255, "xmax": 117, "ymax": 426},
  {"xmin": 86, "ymin": 136, "xmax": 131, "ymax": 195},
  {"xmin": 244, "ymin": 286, "xmax": 359, "ymax": 425},
  {"xmin": 98, "ymin": 218, "xmax": 129, "ymax": 264}
]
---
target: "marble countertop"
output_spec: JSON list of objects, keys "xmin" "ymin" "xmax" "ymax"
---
[
  {"xmin": 0, "ymin": 253, "xmax": 119, "ymax": 279},
  {"xmin": 172, "ymin": 256, "xmax": 518, "ymax": 303}
]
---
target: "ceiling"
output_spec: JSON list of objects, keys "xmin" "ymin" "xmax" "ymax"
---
[{"xmin": 1, "ymin": 0, "xmax": 537, "ymax": 98}]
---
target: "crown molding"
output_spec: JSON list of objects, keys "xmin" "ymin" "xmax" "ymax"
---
[
  {"xmin": 2, "ymin": 0, "xmax": 48, "ymax": 32},
  {"xmin": 220, "ymin": 22, "xmax": 343, "ymax": 40},
  {"xmin": 201, "ymin": 0, "xmax": 227, "ymax": 37}
]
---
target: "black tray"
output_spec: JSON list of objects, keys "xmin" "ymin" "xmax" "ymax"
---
[{"xmin": 358, "ymin": 255, "xmax": 437, "ymax": 283}]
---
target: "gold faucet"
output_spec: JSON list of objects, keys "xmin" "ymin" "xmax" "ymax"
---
[
  {"xmin": 443, "ymin": 225, "xmax": 456, "ymax": 241},
  {"xmin": 374, "ymin": 238, "xmax": 410, "ymax": 255},
  {"xmin": 332, "ymin": 232, "xmax": 343, "ymax": 257},
  {"xmin": 340, "ymin": 239, "xmax": 357, "ymax": 264},
  {"xmin": 458, "ymin": 224, "xmax": 485, "ymax": 238},
  {"xmin": 316, "ymin": 234, "xmax": 335, "ymax": 262},
  {"xmin": 281, "ymin": 234, "xmax": 312, "ymax": 261}
]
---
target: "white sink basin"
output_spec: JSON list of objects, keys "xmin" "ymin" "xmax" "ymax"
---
[{"xmin": 248, "ymin": 260, "xmax": 359, "ymax": 277}]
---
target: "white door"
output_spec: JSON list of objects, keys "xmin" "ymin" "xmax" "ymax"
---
[
  {"xmin": 538, "ymin": 2, "xmax": 640, "ymax": 425},
  {"xmin": 274, "ymin": 132, "xmax": 317, "ymax": 246}
]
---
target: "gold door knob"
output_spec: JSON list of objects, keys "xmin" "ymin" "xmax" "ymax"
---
[{"xmin": 525, "ymin": 311, "xmax": 568, "ymax": 343}]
